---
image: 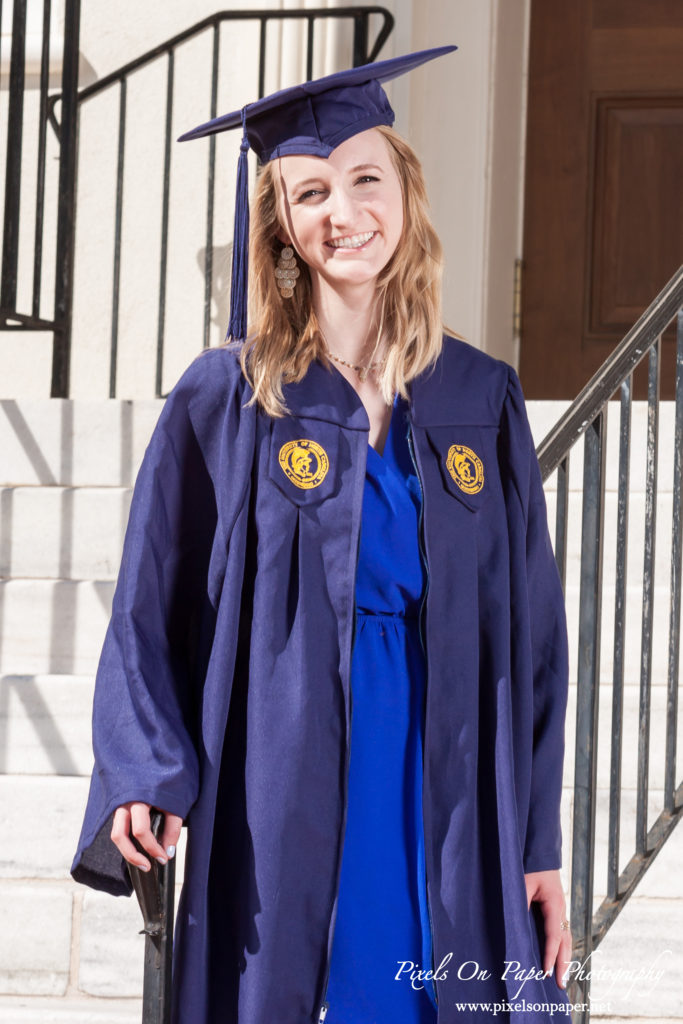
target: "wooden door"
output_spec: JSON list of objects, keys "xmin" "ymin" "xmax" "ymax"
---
[{"xmin": 520, "ymin": 0, "xmax": 683, "ymax": 398}]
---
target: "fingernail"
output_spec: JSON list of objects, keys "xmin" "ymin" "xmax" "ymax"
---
[
  {"xmin": 156, "ymin": 856, "xmax": 168, "ymax": 865},
  {"xmin": 166, "ymin": 845, "xmax": 176, "ymax": 859},
  {"xmin": 138, "ymin": 862, "xmax": 151, "ymax": 872}
]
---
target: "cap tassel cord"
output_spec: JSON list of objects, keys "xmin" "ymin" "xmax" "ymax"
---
[{"xmin": 227, "ymin": 110, "xmax": 251, "ymax": 341}]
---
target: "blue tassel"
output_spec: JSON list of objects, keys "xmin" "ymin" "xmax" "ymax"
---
[{"xmin": 227, "ymin": 109, "xmax": 250, "ymax": 341}]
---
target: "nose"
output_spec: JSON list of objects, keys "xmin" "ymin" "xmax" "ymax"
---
[{"xmin": 327, "ymin": 186, "xmax": 356, "ymax": 230}]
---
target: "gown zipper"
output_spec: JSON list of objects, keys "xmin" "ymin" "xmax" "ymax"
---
[
  {"xmin": 317, "ymin": 483, "xmax": 362, "ymax": 1024},
  {"xmin": 318, "ymin": 420, "xmax": 438, "ymax": 1021},
  {"xmin": 406, "ymin": 423, "xmax": 439, "ymax": 1010}
]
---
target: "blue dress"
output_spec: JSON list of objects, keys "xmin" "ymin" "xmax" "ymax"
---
[{"xmin": 324, "ymin": 393, "xmax": 439, "ymax": 1023}]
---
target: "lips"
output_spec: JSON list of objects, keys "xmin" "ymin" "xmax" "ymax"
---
[{"xmin": 326, "ymin": 231, "xmax": 376, "ymax": 249}]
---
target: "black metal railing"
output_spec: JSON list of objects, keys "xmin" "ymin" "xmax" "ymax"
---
[
  {"xmin": 0, "ymin": 0, "xmax": 81, "ymax": 394},
  {"xmin": 537, "ymin": 263, "xmax": 683, "ymax": 1021},
  {"xmin": 47, "ymin": 6, "xmax": 393, "ymax": 399}
]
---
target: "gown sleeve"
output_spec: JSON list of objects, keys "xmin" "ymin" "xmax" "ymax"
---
[
  {"xmin": 499, "ymin": 365, "xmax": 570, "ymax": 874},
  {"xmin": 71, "ymin": 351, "xmax": 236, "ymax": 896}
]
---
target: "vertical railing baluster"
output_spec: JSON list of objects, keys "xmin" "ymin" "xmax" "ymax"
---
[
  {"xmin": 155, "ymin": 49, "xmax": 175, "ymax": 398},
  {"xmin": 570, "ymin": 409, "xmax": 607, "ymax": 1020},
  {"xmin": 666, "ymin": 312, "xmax": 683, "ymax": 812},
  {"xmin": 257, "ymin": 16, "xmax": 267, "ymax": 98},
  {"xmin": 636, "ymin": 339, "xmax": 660, "ymax": 855},
  {"xmin": 51, "ymin": 0, "xmax": 81, "ymax": 397},
  {"xmin": 203, "ymin": 24, "xmax": 220, "ymax": 354},
  {"xmin": 1, "ymin": 0, "xmax": 27, "ymax": 314},
  {"xmin": 554, "ymin": 454, "xmax": 569, "ymax": 589},
  {"xmin": 352, "ymin": 10, "xmax": 370, "ymax": 65},
  {"xmin": 306, "ymin": 15, "xmax": 315, "ymax": 80},
  {"xmin": 33, "ymin": 0, "xmax": 52, "ymax": 319},
  {"xmin": 608, "ymin": 375, "xmax": 631, "ymax": 900},
  {"xmin": 109, "ymin": 77, "xmax": 127, "ymax": 398}
]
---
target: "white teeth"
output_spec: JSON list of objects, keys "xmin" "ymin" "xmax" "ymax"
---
[{"xmin": 328, "ymin": 231, "xmax": 375, "ymax": 249}]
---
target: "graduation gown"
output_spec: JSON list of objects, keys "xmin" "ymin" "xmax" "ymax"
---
[{"xmin": 71, "ymin": 334, "xmax": 570, "ymax": 1024}]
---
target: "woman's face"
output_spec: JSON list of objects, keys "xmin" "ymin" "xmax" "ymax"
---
[{"xmin": 275, "ymin": 128, "xmax": 404, "ymax": 298}]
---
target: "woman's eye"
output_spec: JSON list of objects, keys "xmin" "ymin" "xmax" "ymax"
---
[
  {"xmin": 297, "ymin": 189, "xmax": 325, "ymax": 202},
  {"xmin": 356, "ymin": 175, "xmax": 380, "ymax": 185}
]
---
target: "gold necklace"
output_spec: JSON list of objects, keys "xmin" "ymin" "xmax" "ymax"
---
[
  {"xmin": 318, "ymin": 298, "xmax": 387, "ymax": 383},
  {"xmin": 324, "ymin": 348, "xmax": 386, "ymax": 383}
]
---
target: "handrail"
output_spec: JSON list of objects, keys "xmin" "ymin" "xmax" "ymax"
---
[
  {"xmin": 537, "ymin": 263, "xmax": 683, "ymax": 482},
  {"xmin": 533, "ymin": 264, "xmax": 683, "ymax": 1023},
  {"xmin": 48, "ymin": 6, "xmax": 394, "ymax": 130},
  {"xmin": 129, "ymin": 812, "xmax": 175, "ymax": 1024}
]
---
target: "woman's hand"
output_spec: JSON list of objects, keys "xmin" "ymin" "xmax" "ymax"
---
[
  {"xmin": 111, "ymin": 802, "xmax": 183, "ymax": 872},
  {"xmin": 524, "ymin": 869, "xmax": 572, "ymax": 990}
]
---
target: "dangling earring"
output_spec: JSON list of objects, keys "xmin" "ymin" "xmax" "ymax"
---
[{"xmin": 275, "ymin": 245, "xmax": 300, "ymax": 298}]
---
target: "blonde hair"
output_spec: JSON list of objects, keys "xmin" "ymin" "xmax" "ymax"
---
[{"xmin": 237, "ymin": 125, "xmax": 445, "ymax": 417}]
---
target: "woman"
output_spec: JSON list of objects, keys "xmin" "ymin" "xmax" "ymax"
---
[{"xmin": 72, "ymin": 46, "xmax": 572, "ymax": 1023}]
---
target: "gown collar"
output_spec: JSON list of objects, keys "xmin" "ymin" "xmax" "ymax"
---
[{"xmin": 278, "ymin": 336, "xmax": 502, "ymax": 429}]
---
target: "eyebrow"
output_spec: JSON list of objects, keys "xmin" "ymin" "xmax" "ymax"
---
[{"xmin": 291, "ymin": 163, "xmax": 384, "ymax": 191}]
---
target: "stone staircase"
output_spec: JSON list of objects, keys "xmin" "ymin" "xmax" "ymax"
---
[{"xmin": 0, "ymin": 395, "xmax": 681, "ymax": 1022}]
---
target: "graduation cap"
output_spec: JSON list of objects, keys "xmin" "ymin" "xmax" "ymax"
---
[{"xmin": 177, "ymin": 45, "xmax": 457, "ymax": 341}]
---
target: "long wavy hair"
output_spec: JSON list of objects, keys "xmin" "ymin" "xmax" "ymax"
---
[{"xmin": 236, "ymin": 125, "xmax": 445, "ymax": 417}]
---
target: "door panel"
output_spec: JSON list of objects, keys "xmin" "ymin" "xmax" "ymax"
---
[{"xmin": 521, "ymin": 0, "xmax": 683, "ymax": 398}]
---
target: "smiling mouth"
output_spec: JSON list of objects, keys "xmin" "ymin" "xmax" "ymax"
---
[{"xmin": 326, "ymin": 231, "xmax": 376, "ymax": 250}]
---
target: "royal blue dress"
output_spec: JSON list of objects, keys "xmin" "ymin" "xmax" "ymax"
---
[{"xmin": 324, "ymin": 393, "xmax": 438, "ymax": 1023}]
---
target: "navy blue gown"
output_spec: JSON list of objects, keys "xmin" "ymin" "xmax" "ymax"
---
[{"xmin": 324, "ymin": 393, "xmax": 439, "ymax": 1023}]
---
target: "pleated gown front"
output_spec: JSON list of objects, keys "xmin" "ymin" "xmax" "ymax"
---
[{"xmin": 324, "ymin": 393, "xmax": 439, "ymax": 1024}]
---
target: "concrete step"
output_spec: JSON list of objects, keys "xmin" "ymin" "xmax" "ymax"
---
[
  {"xmin": 0, "ymin": 774, "xmax": 188, "ymax": 882},
  {"xmin": 0, "ymin": 886, "xmax": 73, "ymax": 997},
  {"xmin": 0, "ymin": 580, "xmax": 112, "ymax": 676},
  {"xmin": 0, "ymin": 399, "xmax": 162, "ymax": 487},
  {"xmin": 529, "ymin": 400, "xmax": 678, "ymax": 496},
  {"xmin": 0, "ymin": 675, "xmax": 95, "ymax": 776},
  {"xmin": 562, "ymin": 683, "xmax": 683, "ymax": 794},
  {"xmin": 0, "ymin": 996, "xmax": 141, "ymax": 1023},
  {"xmin": 3, "ymin": 667, "xmax": 679, "ymax": 796},
  {"xmin": 1, "ymin": 487, "xmax": 132, "ymax": 580},
  {"xmin": 546, "ymin": 489, "xmax": 679, "ymax": 591},
  {"xmin": 1, "ymin": 572, "xmax": 677, "ymax": 684},
  {"xmin": 1, "ymin": 398, "xmax": 678, "ymax": 491},
  {"xmin": 0, "ymin": 884, "xmax": 144, "ymax": 1000},
  {"xmin": 563, "ymin": 582, "xmax": 677, "ymax": 687},
  {"xmin": 0, "ymin": 766, "xmax": 668, "ymax": 899},
  {"xmin": 0, "ymin": 776, "xmax": 90, "ymax": 880},
  {"xmin": 1, "ymin": 482, "xmax": 676, "ymax": 587},
  {"xmin": 582, "ymin": 891, "xmax": 683, "ymax": 1020}
]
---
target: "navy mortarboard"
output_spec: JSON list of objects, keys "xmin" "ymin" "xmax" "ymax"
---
[{"xmin": 178, "ymin": 45, "xmax": 457, "ymax": 341}]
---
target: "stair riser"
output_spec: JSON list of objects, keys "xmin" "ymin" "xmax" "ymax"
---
[
  {"xmin": 1, "ymin": 400, "xmax": 678, "ymax": 489},
  {"xmin": 0, "ymin": 400, "xmax": 162, "ymax": 488},
  {"xmin": 0, "ymin": 581, "xmax": 112, "ymax": 675},
  {"xmin": 0, "ymin": 675, "xmax": 95, "ymax": 776},
  {"xmin": 1, "ymin": 488, "xmax": 131, "ymax": 580},
  {"xmin": 0, "ymin": 576, "xmax": 675, "ymax": 682}
]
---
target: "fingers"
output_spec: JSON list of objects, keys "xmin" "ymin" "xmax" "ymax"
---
[
  {"xmin": 541, "ymin": 905, "xmax": 562, "ymax": 980},
  {"xmin": 111, "ymin": 803, "xmax": 153, "ymax": 871},
  {"xmin": 557, "ymin": 921, "xmax": 573, "ymax": 990},
  {"xmin": 160, "ymin": 813, "xmax": 183, "ymax": 859},
  {"xmin": 540, "ymin": 900, "xmax": 571, "ymax": 989},
  {"xmin": 110, "ymin": 802, "xmax": 183, "ymax": 871},
  {"xmin": 525, "ymin": 870, "xmax": 571, "ymax": 989}
]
